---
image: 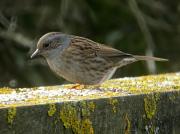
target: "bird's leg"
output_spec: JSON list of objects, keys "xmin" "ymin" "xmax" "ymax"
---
[
  {"xmin": 67, "ymin": 84, "xmax": 97, "ymax": 90},
  {"xmin": 71, "ymin": 84, "xmax": 85, "ymax": 90},
  {"xmin": 64, "ymin": 84, "xmax": 102, "ymax": 90}
]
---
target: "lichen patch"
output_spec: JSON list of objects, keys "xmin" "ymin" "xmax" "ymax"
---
[{"xmin": 0, "ymin": 73, "xmax": 179, "ymax": 108}]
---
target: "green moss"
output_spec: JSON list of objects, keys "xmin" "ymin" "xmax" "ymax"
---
[
  {"xmin": 7, "ymin": 107, "xmax": 17, "ymax": 125},
  {"xmin": 59, "ymin": 103, "xmax": 94, "ymax": 134},
  {"xmin": 144, "ymin": 93, "xmax": 160, "ymax": 120},
  {"xmin": 48, "ymin": 103, "xmax": 56, "ymax": 117},
  {"xmin": 124, "ymin": 114, "xmax": 131, "ymax": 134},
  {"xmin": 109, "ymin": 98, "xmax": 118, "ymax": 113}
]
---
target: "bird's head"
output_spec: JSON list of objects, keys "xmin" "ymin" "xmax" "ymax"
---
[{"xmin": 31, "ymin": 32, "xmax": 72, "ymax": 59}]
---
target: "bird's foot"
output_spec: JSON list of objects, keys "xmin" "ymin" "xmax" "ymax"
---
[
  {"xmin": 64, "ymin": 84, "xmax": 103, "ymax": 90},
  {"xmin": 64, "ymin": 84, "xmax": 85, "ymax": 90}
]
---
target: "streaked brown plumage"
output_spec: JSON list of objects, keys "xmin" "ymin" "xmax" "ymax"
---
[{"xmin": 31, "ymin": 32, "xmax": 168, "ymax": 85}]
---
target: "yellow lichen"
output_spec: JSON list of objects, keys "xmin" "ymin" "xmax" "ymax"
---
[
  {"xmin": 60, "ymin": 104, "xmax": 77, "ymax": 129},
  {"xmin": 7, "ymin": 107, "xmax": 16, "ymax": 125},
  {"xmin": 149, "ymin": 125, "xmax": 156, "ymax": 134},
  {"xmin": 48, "ymin": 103, "xmax": 56, "ymax": 117},
  {"xmin": 0, "ymin": 73, "xmax": 179, "ymax": 108},
  {"xmin": 144, "ymin": 93, "xmax": 160, "ymax": 120},
  {"xmin": 124, "ymin": 113, "xmax": 131, "ymax": 134},
  {"xmin": 59, "ymin": 103, "xmax": 94, "ymax": 134},
  {"xmin": 0, "ymin": 87, "xmax": 14, "ymax": 94},
  {"xmin": 80, "ymin": 101, "xmax": 95, "ymax": 117},
  {"xmin": 168, "ymin": 92, "xmax": 179, "ymax": 102},
  {"xmin": 88, "ymin": 101, "xmax": 95, "ymax": 112},
  {"xmin": 80, "ymin": 101, "xmax": 90, "ymax": 117},
  {"xmin": 109, "ymin": 98, "xmax": 118, "ymax": 113},
  {"xmin": 102, "ymin": 73, "xmax": 180, "ymax": 94},
  {"xmin": 145, "ymin": 124, "xmax": 157, "ymax": 134},
  {"xmin": 81, "ymin": 118, "xmax": 94, "ymax": 134}
]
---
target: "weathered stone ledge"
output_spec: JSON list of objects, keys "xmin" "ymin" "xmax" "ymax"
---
[{"xmin": 0, "ymin": 73, "xmax": 180, "ymax": 134}]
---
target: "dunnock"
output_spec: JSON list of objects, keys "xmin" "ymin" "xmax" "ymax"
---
[{"xmin": 31, "ymin": 32, "xmax": 167, "ymax": 85}]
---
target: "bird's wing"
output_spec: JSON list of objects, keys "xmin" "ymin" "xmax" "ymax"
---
[
  {"xmin": 70, "ymin": 36, "xmax": 133, "ymax": 59},
  {"xmin": 95, "ymin": 44, "xmax": 131, "ymax": 58}
]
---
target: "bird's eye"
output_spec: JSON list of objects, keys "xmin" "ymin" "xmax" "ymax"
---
[{"xmin": 43, "ymin": 43, "xmax": 49, "ymax": 48}]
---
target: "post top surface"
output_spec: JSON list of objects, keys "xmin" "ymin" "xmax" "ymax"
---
[{"xmin": 0, "ymin": 73, "xmax": 180, "ymax": 108}]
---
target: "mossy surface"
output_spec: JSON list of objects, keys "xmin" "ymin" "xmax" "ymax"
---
[
  {"xmin": 7, "ymin": 106, "xmax": 16, "ymax": 125},
  {"xmin": 48, "ymin": 103, "xmax": 56, "ymax": 117},
  {"xmin": 59, "ymin": 102, "xmax": 94, "ymax": 134},
  {"xmin": 144, "ymin": 93, "xmax": 160, "ymax": 120},
  {"xmin": 108, "ymin": 98, "xmax": 119, "ymax": 113},
  {"xmin": 0, "ymin": 73, "xmax": 179, "ymax": 108},
  {"xmin": 0, "ymin": 73, "xmax": 179, "ymax": 134},
  {"xmin": 80, "ymin": 101, "xmax": 95, "ymax": 117},
  {"xmin": 0, "ymin": 87, "xmax": 14, "ymax": 94},
  {"xmin": 124, "ymin": 113, "xmax": 131, "ymax": 134}
]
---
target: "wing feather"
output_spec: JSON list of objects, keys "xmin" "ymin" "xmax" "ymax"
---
[
  {"xmin": 70, "ymin": 36, "xmax": 133, "ymax": 60},
  {"xmin": 95, "ymin": 44, "xmax": 132, "ymax": 58}
]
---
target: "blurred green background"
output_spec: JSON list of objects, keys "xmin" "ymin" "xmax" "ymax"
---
[{"xmin": 0, "ymin": 0, "xmax": 179, "ymax": 88}]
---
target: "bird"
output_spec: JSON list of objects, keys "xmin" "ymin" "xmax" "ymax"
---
[{"xmin": 31, "ymin": 32, "xmax": 167, "ymax": 86}]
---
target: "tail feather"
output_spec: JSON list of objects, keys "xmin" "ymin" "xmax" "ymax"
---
[{"xmin": 133, "ymin": 55, "xmax": 168, "ymax": 61}]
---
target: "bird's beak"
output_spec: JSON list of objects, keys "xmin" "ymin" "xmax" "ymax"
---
[{"xmin": 31, "ymin": 49, "xmax": 40, "ymax": 59}]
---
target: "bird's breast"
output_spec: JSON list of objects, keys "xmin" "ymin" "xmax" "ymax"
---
[
  {"xmin": 46, "ymin": 54, "xmax": 116, "ymax": 85},
  {"xmin": 46, "ymin": 56, "xmax": 80, "ymax": 83}
]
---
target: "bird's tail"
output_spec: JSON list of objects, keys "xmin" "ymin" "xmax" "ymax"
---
[{"xmin": 133, "ymin": 55, "xmax": 168, "ymax": 61}]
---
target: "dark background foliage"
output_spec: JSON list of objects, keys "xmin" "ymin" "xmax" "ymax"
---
[{"xmin": 0, "ymin": 0, "xmax": 179, "ymax": 88}]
